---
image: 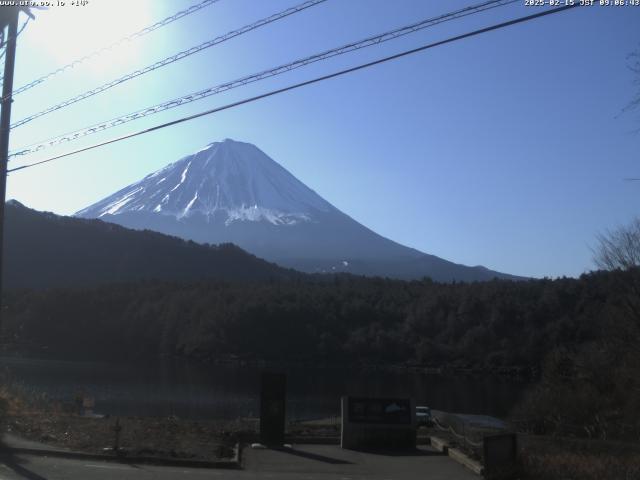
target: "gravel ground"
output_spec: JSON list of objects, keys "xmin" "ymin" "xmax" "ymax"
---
[{"xmin": 3, "ymin": 412, "xmax": 251, "ymax": 460}]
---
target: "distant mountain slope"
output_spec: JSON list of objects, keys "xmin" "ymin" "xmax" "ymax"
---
[
  {"xmin": 77, "ymin": 139, "xmax": 521, "ymax": 282},
  {"xmin": 3, "ymin": 200, "xmax": 294, "ymax": 290}
]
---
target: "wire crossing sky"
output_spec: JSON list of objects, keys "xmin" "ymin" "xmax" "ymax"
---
[
  {"xmin": 10, "ymin": 0, "xmax": 328, "ymax": 129},
  {"xmin": 9, "ymin": 0, "xmax": 516, "ymax": 158},
  {"xmin": 5, "ymin": 0, "xmax": 640, "ymax": 279},
  {"xmin": 3, "ymin": 0, "xmax": 223, "ymax": 96},
  {"xmin": 8, "ymin": 3, "xmax": 577, "ymax": 174}
]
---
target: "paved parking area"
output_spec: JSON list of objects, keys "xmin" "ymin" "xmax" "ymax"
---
[
  {"xmin": 0, "ymin": 444, "xmax": 478, "ymax": 479},
  {"xmin": 242, "ymin": 444, "xmax": 478, "ymax": 480}
]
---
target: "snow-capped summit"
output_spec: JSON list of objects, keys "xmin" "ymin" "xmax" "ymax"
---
[
  {"xmin": 77, "ymin": 139, "xmax": 520, "ymax": 281},
  {"xmin": 77, "ymin": 139, "xmax": 332, "ymax": 226}
]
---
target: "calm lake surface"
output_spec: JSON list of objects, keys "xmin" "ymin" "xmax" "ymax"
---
[{"xmin": 0, "ymin": 356, "xmax": 529, "ymax": 420}]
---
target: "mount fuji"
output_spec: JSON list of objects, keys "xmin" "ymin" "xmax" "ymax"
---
[{"xmin": 76, "ymin": 139, "xmax": 518, "ymax": 281}]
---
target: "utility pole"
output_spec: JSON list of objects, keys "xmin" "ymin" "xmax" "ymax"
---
[{"xmin": 0, "ymin": 7, "xmax": 21, "ymax": 333}]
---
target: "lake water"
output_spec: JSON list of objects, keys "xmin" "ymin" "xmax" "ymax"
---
[{"xmin": 0, "ymin": 356, "xmax": 529, "ymax": 420}]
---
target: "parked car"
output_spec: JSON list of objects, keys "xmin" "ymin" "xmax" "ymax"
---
[{"xmin": 416, "ymin": 406, "xmax": 433, "ymax": 427}]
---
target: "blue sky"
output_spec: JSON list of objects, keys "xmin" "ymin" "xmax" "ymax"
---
[{"xmin": 5, "ymin": 0, "xmax": 640, "ymax": 278}]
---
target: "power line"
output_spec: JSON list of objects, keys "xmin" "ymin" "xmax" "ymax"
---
[
  {"xmin": 0, "ymin": 16, "xmax": 30, "ymax": 52},
  {"xmin": 10, "ymin": 0, "xmax": 517, "ymax": 158},
  {"xmin": 8, "ymin": 3, "xmax": 580, "ymax": 174},
  {"xmin": 1, "ymin": 0, "xmax": 223, "ymax": 95},
  {"xmin": 0, "ymin": 16, "xmax": 30, "ymax": 63},
  {"xmin": 9, "ymin": 0, "xmax": 328, "ymax": 130}
]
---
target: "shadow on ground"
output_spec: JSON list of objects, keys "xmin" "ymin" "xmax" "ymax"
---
[
  {"xmin": 269, "ymin": 446, "xmax": 353, "ymax": 464},
  {"xmin": 345, "ymin": 447, "xmax": 444, "ymax": 457},
  {"xmin": 0, "ymin": 449, "xmax": 49, "ymax": 480}
]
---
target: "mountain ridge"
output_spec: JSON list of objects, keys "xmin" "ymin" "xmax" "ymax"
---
[
  {"xmin": 76, "ymin": 139, "xmax": 523, "ymax": 282},
  {"xmin": 76, "ymin": 139, "xmax": 334, "ymax": 226},
  {"xmin": 3, "ymin": 200, "xmax": 296, "ymax": 290}
]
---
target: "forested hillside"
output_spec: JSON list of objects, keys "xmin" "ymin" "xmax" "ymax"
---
[
  {"xmin": 3, "ymin": 268, "xmax": 634, "ymax": 370},
  {"xmin": 3, "ymin": 201, "xmax": 295, "ymax": 289}
]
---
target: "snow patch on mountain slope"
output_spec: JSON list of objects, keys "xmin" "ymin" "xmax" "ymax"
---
[
  {"xmin": 76, "ymin": 139, "xmax": 333, "ymax": 226},
  {"xmin": 100, "ymin": 187, "xmax": 144, "ymax": 217}
]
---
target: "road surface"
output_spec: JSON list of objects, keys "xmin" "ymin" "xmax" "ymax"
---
[{"xmin": 0, "ymin": 444, "xmax": 478, "ymax": 479}]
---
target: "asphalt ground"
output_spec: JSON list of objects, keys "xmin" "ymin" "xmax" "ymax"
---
[{"xmin": 0, "ymin": 444, "xmax": 478, "ymax": 480}]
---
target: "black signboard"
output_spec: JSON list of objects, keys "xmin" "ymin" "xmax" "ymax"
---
[
  {"xmin": 347, "ymin": 397, "xmax": 412, "ymax": 425},
  {"xmin": 259, "ymin": 372, "xmax": 286, "ymax": 446}
]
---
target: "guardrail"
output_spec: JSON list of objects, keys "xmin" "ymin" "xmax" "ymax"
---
[{"xmin": 431, "ymin": 411, "xmax": 512, "ymax": 458}]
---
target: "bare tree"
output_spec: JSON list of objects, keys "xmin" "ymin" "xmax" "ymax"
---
[
  {"xmin": 593, "ymin": 217, "xmax": 640, "ymax": 270},
  {"xmin": 627, "ymin": 48, "xmax": 640, "ymax": 115}
]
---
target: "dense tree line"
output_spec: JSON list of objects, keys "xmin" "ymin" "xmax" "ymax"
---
[
  {"xmin": 1, "ymin": 269, "xmax": 632, "ymax": 370},
  {"xmin": 3, "ymin": 268, "xmax": 639, "ymax": 439},
  {"xmin": 512, "ymin": 266, "xmax": 640, "ymax": 440}
]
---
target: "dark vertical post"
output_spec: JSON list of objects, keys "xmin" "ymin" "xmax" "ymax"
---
[
  {"xmin": 0, "ymin": 9, "xmax": 19, "ymax": 332},
  {"xmin": 113, "ymin": 418, "xmax": 122, "ymax": 454},
  {"xmin": 260, "ymin": 372, "xmax": 286, "ymax": 446}
]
